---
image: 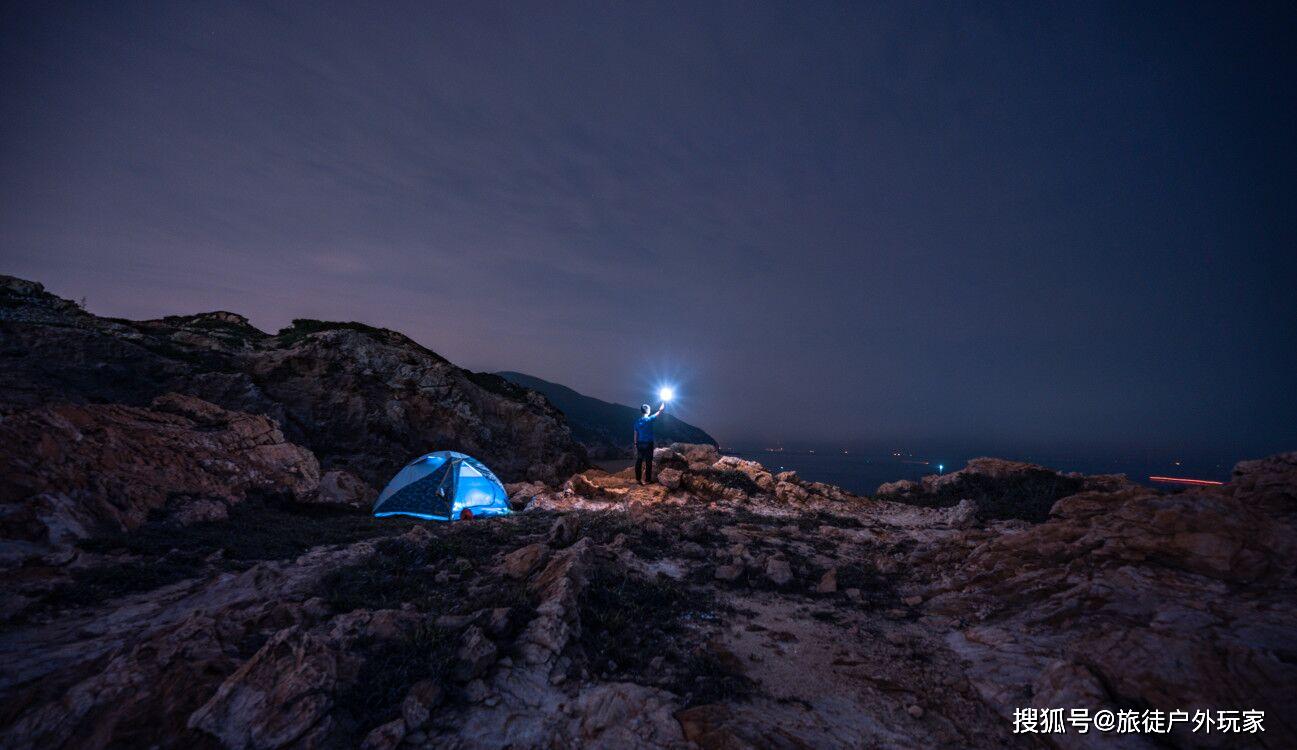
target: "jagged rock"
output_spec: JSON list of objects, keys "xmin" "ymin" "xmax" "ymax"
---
[
  {"xmin": 928, "ymin": 459, "xmax": 1297, "ymax": 746},
  {"xmin": 714, "ymin": 564, "xmax": 743, "ymax": 582},
  {"xmin": 675, "ymin": 704, "xmax": 807, "ymax": 749},
  {"xmin": 502, "ymin": 542, "xmax": 549, "ymax": 579},
  {"xmin": 518, "ymin": 538, "xmax": 590, "ymax": 665},
  {"xmin": 656, "ymin": 468, "xmax": 683, "ymax": 489},
  {"xmin": 548, "ymin": 515, "xmax": 582, "ymax": 548},
  {"xmin": 713, "ymin": 456, "xmax": 776, "ymax": 492},
  {"xmin": 653, "ymin": 443, "xmax": 721, "ymax": 473},
  {"xmin": 188, "ymin": 626, "xmax": 341, "ymax": 750},
  {"xmin": 361, "ymin": 718, "xmax": 406, "ymax": 750},
  {"xmin": 774, "ymin": 481, "xmax": 810, "ymax": 504},
  {"xmin": 314, "ymin": 469, "xmax": 375, "ymax": 509},
  {"xmin": 402, "ymin": 680, "xmax": 443, "ymax": 730},
  {"xmin": 454, "ymin": 625, "xmax": 498, "ymax": 682},
  {"xmin": 816, "ymin": 568, "xmax": 838, "ymax": 593},
  {"xmin": 571, "ymin": 682, "xmax": 685, "ymax": 748},
  {"xmin": 876, "ymin": 479, "xmax": 918, "ymax": 496},
  {"xmin": 486, "ymin": 607, "xmax": 513, "ymax": 638},
  {"xmin": 764, "ymin": 557, "xmax": 793, "ymax": 586},
  {"xmin": 0, "ymin": 394, "xmax": 319, "ymax": 559},
  {"xmin": 505, "ymin": 481, "xmax": 550, "ymax": 510},
  {"xmin": 1231, "ymin": 451, "xmax": 1297, "ymax": 509},
  {"xmin": 565, "ymin": 473, "xmax": 604, "ymax": 499},
  {"xmin": 680, "ymin": 518, "xmax": 709, "ymax": 540}
]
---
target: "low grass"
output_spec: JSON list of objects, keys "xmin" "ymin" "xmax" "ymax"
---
[
  {"xmin": 80, "ymin": 498, "xmax": 411, "ymax": 562},
  {"xmin": 35, "ymin": 553, "xmax": 208, "ymax": 613},
  {"xmin": 7, "ymin": 499, "xmax": 418, "ymax": 625},
  {"xmin": 333, "ymin": 621, "xmax": 457, "ymax": 738},
  {"xmin": 579, "ymin": 561, "xmax": 751, "ymax": 706},
  {"xmin": 318, "ymin": 516, "xmax": 545, "ymax": 618}
]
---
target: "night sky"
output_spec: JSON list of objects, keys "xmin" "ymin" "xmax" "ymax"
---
[{"xmin": 2, "ymin": 2, "xmax": 1294, "ymax": 458}]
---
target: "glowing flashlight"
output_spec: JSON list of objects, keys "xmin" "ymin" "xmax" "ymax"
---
[{"xmin": 658, "ymin": 386, "xmax": 675, "ymax": 402}]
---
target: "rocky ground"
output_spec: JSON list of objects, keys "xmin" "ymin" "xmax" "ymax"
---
[
  {"xmin": 2, "ymin": 274, "xmax": 1293, "ymax": 748},
  {"xmin": 1, "ymin": 436, "xmax": 1293, "ymax": 749}
]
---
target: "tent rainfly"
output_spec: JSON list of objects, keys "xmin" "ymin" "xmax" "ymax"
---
[{"xmin": 373, "ymin": 451, "xmax": 510, "ymax": 521}]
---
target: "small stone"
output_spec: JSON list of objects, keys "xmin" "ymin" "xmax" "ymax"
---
[
  {"xmin": 487, "ymin": 607, "xmax": 512, "ymax": 637},
  {"xmin": 765, "ymin": 557, "xmax": 793, "ymax": 586},
  {"xmin": 657, "ymin": 468, "xmax": 683, "ymax": 489},
  {"xmin": 845, "ymin": 588, "xmax": 862, "ymax": 602},
  {"xmin": 502, "ymin": 543, "xmax": 548, "ymax": 579},
  {"xmin": 463, "ymin": 678, "xmax": 490, "ymax": 703},
  {"xmin": 548, "ymin": 515, "xmax": 581, "ymax": 547},
  {"xmin": 434, "ymin": 613, "xmax": 479, "ymax": 630},
  {"xmin": 816, "ymin": 568, "xmax": 838, "ymax": 593},
  {"xmin": 715, "ymin": 564, "xmax": 743, "ymax": 581},
  {"xmin": 681, "ymin": 518, "xmax": 708, "ymax": 540},
  {"xmin": 907, "ymin": 704, "xmax": 924, "ymax": 719},
  {"xmin": 401, "ymin": 680, "xmax": 443, "ymax": 730},
  {"xmin": 903, "ymin": 595, "xmax": 923, "ymax": 607},
  {"xmin": 453, "ymin": 626, "xmax": 498, "ymax": 682},
  {"xmin": 361, "ymin": 718, "xmax": 406, "ymax": 750},
  {"xmin": 679, "ymin": 541, "xmax": 706, "ymax": 559}
]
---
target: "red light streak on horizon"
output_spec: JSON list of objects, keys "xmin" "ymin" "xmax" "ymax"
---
[{"xmin": 1148, "ymin": 476, "xmax": 1224, "ymax": 486}]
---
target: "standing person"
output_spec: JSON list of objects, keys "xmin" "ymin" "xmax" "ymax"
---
[{"xmin": 634, "ymin": 402, "xmax": 665, "ymax": 485}]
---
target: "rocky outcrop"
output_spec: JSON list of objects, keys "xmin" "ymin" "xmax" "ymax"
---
[
  {"xmin": 0, "ymin": 393, "xmax": 319, "ymax": 563},
  {"xmin": 873, "ymin": 456, "xmax": 1138, "ymax": 522},
  {"xmin": 921, "ymin": 465, "xmax": 1297, "ymax": 747},
  {"xmin": 0, "ymin": 275, "xmax": 587, "ymax": 485},
  {"xmin": 1, "ymin": 449, "xmax": 1293, "ymax": 748}
]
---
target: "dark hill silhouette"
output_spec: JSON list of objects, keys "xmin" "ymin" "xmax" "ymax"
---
[{"xmin": 497, "ymin": 371, "xmax": 718, "ymax": 458}]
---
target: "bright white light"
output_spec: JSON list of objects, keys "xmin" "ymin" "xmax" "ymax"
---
[{"xmin": 658, "ymin": 386, "xmax": 675, "ymax": 402}]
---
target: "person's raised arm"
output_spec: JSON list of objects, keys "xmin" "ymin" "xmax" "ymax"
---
[{"xmin": 655, "ymin": 402, "xmax": 665, "ymax": 417}]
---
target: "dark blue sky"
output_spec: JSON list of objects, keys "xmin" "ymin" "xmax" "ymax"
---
[{"xmin": 2, "ymin": 1, "xmax": 1294, "ymax": 457}]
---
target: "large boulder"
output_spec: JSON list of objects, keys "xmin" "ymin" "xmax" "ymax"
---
[
  {"xmin": 652, "ymin": 443, "xmax": 720, "ymax": 472},
  {"xmin": 0, "ymin": 393, "xmax": 320, "ymax": 560},
  {"xmin": 314, "ymin": 469, "xmax": 376, "ymax": 510}
]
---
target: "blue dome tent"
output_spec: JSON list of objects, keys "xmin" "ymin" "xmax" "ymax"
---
[{"xmin": 373, "ymin": 451, "xmax": 511, "ymax": 521}]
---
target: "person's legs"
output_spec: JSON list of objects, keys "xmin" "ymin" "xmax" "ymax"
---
[
  {"xmin": 635, "ymin": 448, "xmax": 644, "ymax": 483},
  {"xmin": 643, "ymin": 442, "xmax": 654, "ymax": 483}
]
